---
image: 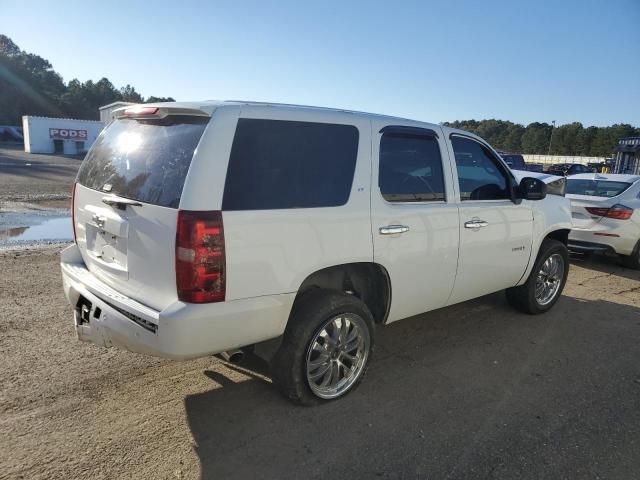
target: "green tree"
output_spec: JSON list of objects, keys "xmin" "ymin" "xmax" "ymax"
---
[
  {"xmin": 0, "ymin": 35, "xmax": 173, "ymax": 124},
  {"xmin": 0, "ymin": 34, "xmax": 66, "ymax": 123},
  {"xmin": 503, "ymin": 124, "xmax": 524, "ymax": 152},
  {"xmin": 580, "ymin": 126, "xmax": 598, "ymax": 156},
  {"xmin": 521, "ymin": 122, "xmax": 552, "ymax": 154},
  {"xmin": 120, "ymin": 84, "xmax": 144, "ymax": 103},
  {"xmin": 59, "ymin": 77, "xmax": 123, "ymax": 119},
  {"xmin": 145, "ymin": 96, "xmax": 175, "ymax": 103}
]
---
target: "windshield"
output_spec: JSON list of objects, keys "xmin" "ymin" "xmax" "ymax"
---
[
  {"xmin": 566, "ymin": 179, "xmax": 632, "ymax": 198},
  {"xmin": 76, "ymin": 115, "xmax": 209, "ymax": 208}
]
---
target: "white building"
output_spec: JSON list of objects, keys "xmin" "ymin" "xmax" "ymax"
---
[
  {"xmin": 22, "ymin": 116, "xmax": 104, "ymax": 155},
  {"xmin": 99, "ymin": 101, "xmax": 134, "ymax": 123}
]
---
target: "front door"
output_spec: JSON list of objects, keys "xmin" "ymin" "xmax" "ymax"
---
[
  {"xmin": 371, "ymin": 122, "xmax": 459, "ymax": 323},
  {"xmin": 446, "ymin": 135, "xmax": 533, "ymax": 305}
]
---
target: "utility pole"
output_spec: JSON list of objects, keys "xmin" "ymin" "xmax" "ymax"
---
[{"xmin": 547, "ymin": 120, "xmax": 556, "ymax": 155}]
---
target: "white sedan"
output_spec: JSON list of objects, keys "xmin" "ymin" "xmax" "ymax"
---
[{"xmin": 567, "ymin": 173, "xmax": 640, "ymax": 269}]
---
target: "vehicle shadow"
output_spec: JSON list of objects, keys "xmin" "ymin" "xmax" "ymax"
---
[
  {"xmin": 570, "ymin": 252, "xmax": 640, "ymax": 281},
  {"xmin": 184, "ymin": 294, "xmax": 640, "ymax": 479}
]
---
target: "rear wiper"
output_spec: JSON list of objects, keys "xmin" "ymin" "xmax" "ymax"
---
[{"xmin": 102, "ymin": 196, "xmax": 143, "ymax": 210}]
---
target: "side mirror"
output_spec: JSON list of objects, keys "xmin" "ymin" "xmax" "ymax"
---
[{"xmin": 519, "ymin": 177, "xmax": 547, "ymax": 200}]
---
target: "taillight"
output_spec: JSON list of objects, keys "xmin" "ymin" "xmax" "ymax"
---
[
  {"xmin": 586, "ymin": 204, "xmax": 633, "ymax": 220},
  {"xmin": 71, "ymin": 182, "xmax": 77, "ymax": 243},
  {"xmin": 175, "ymin": 210, "xmax": 226, "ymax": 303},
  {"xmin": 606, "ymin": 205, "xmax": 634, "ymax": 220}
]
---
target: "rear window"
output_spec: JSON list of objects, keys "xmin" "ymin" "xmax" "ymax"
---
[
  {"xmin": 222, "ymin": 119, "xmax": 359, "ymax": 210},
  {"xmin": 566, "ymin": 179, "xmax": 632, "ymax": 197},
  {"xmin": 76, "ymin": 115, "xmax": 209, "ymax": 208}
]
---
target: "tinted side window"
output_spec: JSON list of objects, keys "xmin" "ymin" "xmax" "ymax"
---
[
  {"xmin": 379, "ymin": 134, "xmax": 445, "ymax": 202},
  {"xmin": 222, "ymin": 119, "xmax": 359, "ymax": 210},
  {"xmin": 452, "ymin": 136, "xmax": 510, "ymax": 201}
]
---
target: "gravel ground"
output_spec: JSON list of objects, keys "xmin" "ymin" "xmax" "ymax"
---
[
  {"xmin": 0, "ymin": 146, "xmax": 80, "ymax": 202},
  {"xmin": 1, "ymin": 248, "xmax": 639, "ymax": 480}
]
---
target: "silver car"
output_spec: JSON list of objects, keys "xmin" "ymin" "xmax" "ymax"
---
[{"xmin": 567, "ymin": 173, "xmax": 640, "ymax": 269}]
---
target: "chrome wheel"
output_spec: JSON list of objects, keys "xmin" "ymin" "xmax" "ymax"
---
[
  {"xmin": 535, "ymin": 253, "xmax": 565, "ymax": 306},
  {"xmin": 305, "ymin": 313, "xmax": 370, "ymax": 399}
]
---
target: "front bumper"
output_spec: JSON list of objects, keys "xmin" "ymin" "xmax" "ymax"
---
[{"xmin": 61, "ymin": 244, "xmax": 295, "ymax": 359}]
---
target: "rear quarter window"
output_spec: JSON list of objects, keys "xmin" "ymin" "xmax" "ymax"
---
[
  {"xmin": 76, "ymin": 115, "xmax": 208, "ymax": 208},
  {"xmin": 222, "ymin": 119, "xmax": 359, "ymax": 210}
]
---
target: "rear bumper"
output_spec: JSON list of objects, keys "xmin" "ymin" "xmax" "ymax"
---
[
  {"xmin": 61, "ymin": 244, "xmax": 294, "ymax": 360},
  {"xmin": 567, "ymin": 240, "xmax": 616, "ymax": 254},
  {"xmin": 569, "ymin": 228, "xmax": 637, "ymax": 256}
]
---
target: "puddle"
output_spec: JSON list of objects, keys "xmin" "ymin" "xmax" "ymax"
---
[
  {"xmin": 0, "ymin": 211, "xmax": 72, "ymax": 249},
  {"xmin": 1, "ymin": 216, "xmax": 72, "ymax": 241}
]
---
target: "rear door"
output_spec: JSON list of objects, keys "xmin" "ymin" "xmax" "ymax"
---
[
  {"xmin": 371, "ymin": 122, "xmax": 459, "ymax": 322},
  {"xmin": 446, "ymin": 134, "xmax": 533, "ymax": 305},
  {"xmin": 74, "ymin": 109, "xmax": 210, "ymax": 311}
]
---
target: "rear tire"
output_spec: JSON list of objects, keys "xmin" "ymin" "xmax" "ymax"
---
[
  {"xmin": 271, "ymin": 289, "xmax": 375, "ymax": 406},
  {"xmin": 620, "ymin": 241, "xmax": 640, "ymax": 270},
  {"xmin": 506, "ymin": 239, "xmax": 569, "ymax": 314}
]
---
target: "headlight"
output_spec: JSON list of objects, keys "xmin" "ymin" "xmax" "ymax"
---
[{"xmin": 546, "ymin": 177, "xmax": 566, "ymax": 196}]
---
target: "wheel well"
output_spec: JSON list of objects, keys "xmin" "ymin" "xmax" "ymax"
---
[
  {"xmin": 294, "ymin": 263, "xmax": 391, "ymax": 324},
  {"xmin": 544, "ymin": 229, "xmax": 570, "ymax": 246}
]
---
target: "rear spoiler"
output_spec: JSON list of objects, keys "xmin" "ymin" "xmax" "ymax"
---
[{"xmin": 113, "ymin": 105, "xmax": 211, "ymax": 120}]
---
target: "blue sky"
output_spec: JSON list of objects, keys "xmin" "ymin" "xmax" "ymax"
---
[{"xmin": 3, "ymin": 0, "xmax": 639, "ymax": 126}]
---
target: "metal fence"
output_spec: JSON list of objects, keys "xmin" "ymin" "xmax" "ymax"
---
[{"xmin": 522, "ymin": 154, "xmax": 607, "ymax": 166}]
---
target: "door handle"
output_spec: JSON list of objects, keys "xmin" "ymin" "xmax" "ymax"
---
[
  {"xmin": 464, "ymin": 219, "xmax": 489, "ymax": 229},
  {"xmin": 379, "ymin": 225, "xmax": 409, "ymax": 235}
]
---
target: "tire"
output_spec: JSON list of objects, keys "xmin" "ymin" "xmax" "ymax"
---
[
  {"xmin": 271, "ymin": 289, "xmax": 375, "ymax": 406},
  {"xmin": 620, "ymin": 241, "xmax": 640, "ymax": 270},
  {"xmin": 506, "ymin": 239, "xmax": 570, "ymax": 314}
]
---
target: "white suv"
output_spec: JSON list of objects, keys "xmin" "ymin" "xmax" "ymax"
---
[{"xmin": 61, "ymin": 101, "xmax": 572, "ymax": 404}]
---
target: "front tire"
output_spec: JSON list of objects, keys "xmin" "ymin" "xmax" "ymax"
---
[
  {"xmin": 506, "ymin": 239, "xmax": 569, "ymax": 314},
  {"xmin": 271, "ymin": 289, "xmax": 375, "ymax": 405}
]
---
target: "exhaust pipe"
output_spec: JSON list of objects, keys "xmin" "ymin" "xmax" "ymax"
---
[{"xmin": 218, "ymin": 349, "xmax": 245, "ymax": 364}]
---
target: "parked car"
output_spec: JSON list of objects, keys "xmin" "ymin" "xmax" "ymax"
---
[
  {"xmin": 566, "ymin": 173, "xmax": 640, "ymax": 268},
  {"xmin": 547, "ymin": 163, "xmax": 592, "ymax": 176},
  {"xmin": 524, "ymin": 162, "xmax": 545, "ymax": 173},
  {"xmin": 500, "ymin": 153, "xmax": 544, "ymax": 173},
  {"xmin": 61, "ymin": 101, "xmax": 573, "ymax": 404}
]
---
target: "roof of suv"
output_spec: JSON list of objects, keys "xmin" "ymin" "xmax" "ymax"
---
[{"xmin": 133, "ymin": 99, "xmax": 476, "ymax": 138}]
